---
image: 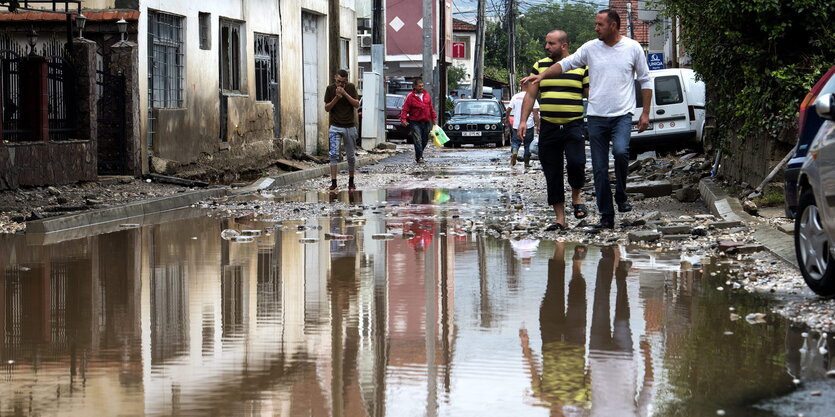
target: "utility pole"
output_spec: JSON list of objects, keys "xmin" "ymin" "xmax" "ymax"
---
[
  {"xmin": 371, "ymin": 0, "xmax": 385, "ymax": 146},
  {"xmin": 472, "ymin": 0, "xmax": 486, "ymax": 98},
  {"xmin": 422, "ymin": 0, "xmax": 434, "ymax": 101},
  {"xmin": 671, "ymin": 16, "xmax": 679, "ymax": 68},
  {"xmin": 438, "ymin": 0, "xmax": 448, "ymax": 125},
  {"xmin": 328, "ymin": 0, "xmax": 340, "ymax": 77},
  {"xmin": 626, "ymin": 1, "xmax": 634, "ymax": 39},
  {"xmin": 507, "ymin": 0, "xmax": 516, "ymax": 95}
]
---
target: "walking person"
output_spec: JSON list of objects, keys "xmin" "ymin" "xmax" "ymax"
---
[
  {"xmin": 523, "ymin": 9, "xmax": 652, "ymax": 229},
  {"xmin": 400, "ymin": 78, "xmax": 437, "ymax": 164},
  {"xmin": 518, "ymin": 30, "xmax": 590, "ymax": 231},
  {"xmin": 506, "ymin": 82, "xmax": 540, "ymax": 168},
  {"xmin": 324, "ymin": 69, "xmax": 360, "ymax": 191}
]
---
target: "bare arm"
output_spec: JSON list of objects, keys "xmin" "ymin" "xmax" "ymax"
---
[
  {"xmin": 517, "ymin": 83, "xmax": 539, "ymax": 139},
  {"xmin": 533, "ymin": 108, "xmax": 540, "ymax": 132},
  {"xmin": 637, "ymin": 88, "xmax": 652, "ymax": 132}
]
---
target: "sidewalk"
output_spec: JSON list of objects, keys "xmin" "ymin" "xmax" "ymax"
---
[{"xmin": 699, "ymin": 177, "xmax": 798, "ymax": 268}]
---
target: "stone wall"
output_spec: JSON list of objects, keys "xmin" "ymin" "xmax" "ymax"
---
[
  {"xmin": 718, "ymin": 130, "xmax": 795, "ymax": 187},
  {"xmin": 0, "ymin": 141, "xmax": 96, "ymax": 189}
]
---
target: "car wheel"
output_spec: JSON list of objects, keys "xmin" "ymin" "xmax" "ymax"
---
[{"xmin": 795, "ymin": 187, "xmax": 835, "ymax": 296}]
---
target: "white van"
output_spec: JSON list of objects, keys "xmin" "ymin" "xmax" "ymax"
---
[{"xmin": 630, "ymin": 68, "xmax": 706, "ymax": 153}]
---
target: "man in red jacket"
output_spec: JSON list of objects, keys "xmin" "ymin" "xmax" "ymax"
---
[{"xmin": 400, "ymin": 78, "xmax": 437, "ymax": 163}]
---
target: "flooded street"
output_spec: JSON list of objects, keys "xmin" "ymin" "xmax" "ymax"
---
[{"xmin": 2, "ymin": 149, "xmax": 834, "ymax": 416}]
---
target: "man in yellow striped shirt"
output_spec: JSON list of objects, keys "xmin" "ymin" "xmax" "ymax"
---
[{"xmin": 519, "ymin": 30, "xmax": 589, "ymax": 231}]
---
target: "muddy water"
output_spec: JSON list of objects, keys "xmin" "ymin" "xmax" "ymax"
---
[{"xmin": 1, "ymin": 191, "xmax": 833, "ymax": 416}]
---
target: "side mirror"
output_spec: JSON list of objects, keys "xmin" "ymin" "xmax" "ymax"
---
[
  {"xmin": 815, "ymin": 93, "xmax": 834, "ymax": 121},
  {"xmin": 445, "ymin": 111, "xmax": 452, "ymax": 118}
]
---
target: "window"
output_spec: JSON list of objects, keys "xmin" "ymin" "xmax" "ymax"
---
[
  {"xmin": 148, "ymin": 10, "xmax": 184, "ymax": 108},
  {"xmin": 340, "ymin": 38, "xmax": 350, "ymax": 72},
  {"xmin": 654, "ymin": 76, "xmax": 683, "ymax": 105},
  {"xmin": 453, "ymin": 36, "xmax": 469, "ymax": 59},
  {"xmin": 220, "ymin": 19, "xmax": 243, "ymax": 92},
  {"xmin": 199, "ymin": 12, "xmax": 211, "ymax": 50},
  {"xmin": 254, "ymin": 34, "xmax": 279, "ymax": 102}
]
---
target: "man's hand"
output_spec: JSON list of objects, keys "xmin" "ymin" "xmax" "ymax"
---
[
  {"xmin": 335, "ymin": 87, "xmax": 345, "ymax": 98},
  {"xmin": 637, "ymin": 112, "xmax": 650, "ymax": 133},
  {"xmin": 520, "ymin": 74, "xmax": 543, "ymax": 87},
  {"xmin": 517, "ymin": 124, "xmax": 527, "ymax": 141},
  {"xmin": 401, "ymin": 119, "xmax": 409, "ymax": 127}
]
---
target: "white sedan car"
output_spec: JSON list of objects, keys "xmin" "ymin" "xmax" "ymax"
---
[{"xmin": 795, "ymin": 92, "xmax": 835, "ymax": 296}]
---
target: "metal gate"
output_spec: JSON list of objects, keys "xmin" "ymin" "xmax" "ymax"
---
[{"xmin": 96, "ymin": 68, "xmax": 126, "ymax": 174}]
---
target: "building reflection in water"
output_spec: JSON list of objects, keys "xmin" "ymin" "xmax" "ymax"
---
[{"xmin": 0, "ymin": 198, "xmax": 827, "ymax": 416}]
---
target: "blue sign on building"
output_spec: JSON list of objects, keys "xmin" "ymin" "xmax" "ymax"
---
[{"xmin": 648, "ymin": 53, "xmax": 665, "ymax": 70}]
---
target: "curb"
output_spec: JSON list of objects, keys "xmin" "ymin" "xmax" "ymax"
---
[
  {"xmin": 699, "ymin": 178, "xmax": 798, "ymax": 268},
  {"xmin": 27, "ymin": 188, "xmax": 230, "ymax": 234}
]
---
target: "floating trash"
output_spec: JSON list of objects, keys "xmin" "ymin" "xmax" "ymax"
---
[
  {"xmin": 119, "ymin": 223, "xmax": 140, "ymax": 228},
  {"xmin": 221, "ymin": 229, "xmax": 241, "ymax": 240},
  {"xmin": 232, "ymin": 236, "xmax": 254, "ymax": 243},
  {"xmin": 745, "ymin": 313, "xmax": 767, "ymax": 324},
  {"xmin": 372, "ymin": 233, "xmax": 396, "ymax": 240},
  {"xmin": 241, "ymin": 229, "xmax": 262, "ymax": 236},
  {"xmin": 299, "ymin": 238, "xmax": 319, "ymax": 244}
]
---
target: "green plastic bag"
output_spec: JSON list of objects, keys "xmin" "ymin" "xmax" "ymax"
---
[{"xmin": 432, "ymin": 124, "xmax": 450, "ymax": 147}]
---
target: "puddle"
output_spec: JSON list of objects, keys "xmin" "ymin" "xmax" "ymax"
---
[{"xmin": 1, "ymin": 200, "xmax": 833, "ymax": 416}]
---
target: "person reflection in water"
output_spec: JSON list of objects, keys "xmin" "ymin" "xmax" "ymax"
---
[
  {"xmin": 588, "ymin": 245, "xmax": 637, "ymax": 416},
  {"xmin": 520, "ymin": 242, "xmax": 591, "ymax": 413}
]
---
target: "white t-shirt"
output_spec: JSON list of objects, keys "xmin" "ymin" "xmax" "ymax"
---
[
  {"xmin": 507, "ymin": 91, "xmax": 540, "ymax": 129},
  {"xmin": 559, "ymin": 37, "xmax": 651, "ymax": 117}
]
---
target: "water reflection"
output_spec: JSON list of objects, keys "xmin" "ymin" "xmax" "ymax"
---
[{"xmin": 1, "ymin": 201, "xmax": 833, "ymax": 416}]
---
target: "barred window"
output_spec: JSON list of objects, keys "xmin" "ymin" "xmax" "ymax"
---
[
  {"xmin": 148, "ymin": 10, "xmax": 184, "ymax": 108},
  {"xmin": 220, "ymin": 19, "xmax": 243, "ymax": 92},
  {"xmin": 254, "ymin": 34, "xmax": 278, "ymax": 102},
  {"xmin": 199, "ymin": 12, "xmax": 211, "ymax": 50},
  {"xmin": 339, "ymin": 38, "xmax": 349, "ymax": 71}
]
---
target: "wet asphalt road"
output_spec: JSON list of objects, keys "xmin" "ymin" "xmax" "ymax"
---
[{"xmin": 1, "ymin": 145, "xmax": 834, "ymax": 416}]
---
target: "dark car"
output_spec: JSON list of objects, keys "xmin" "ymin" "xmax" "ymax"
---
[
  {"xmin": 358, "ymin": 94, "xmax": 409, "ymax": 141},
  {"xmin": 443, "ymin": 99, "xmax": 509, "ymax": 147},
  {"xmin": 384, "ymin": 94, "xmax": 410, "ymax": 140},
  {"xmin": 784, "ymin": 66, "xmax": 835, "ymax": 219}
]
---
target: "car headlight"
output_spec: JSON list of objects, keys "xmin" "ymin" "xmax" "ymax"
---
[
  {"xmin": 491, "ymin": 124, "xmax": 497, "ymax": 130},
  {"xmin": 483, "ymin": 124, "xmax": 490, "ymax": 130},
  {"xmin": 454, "ymin": 125, "xmax": 460, "ymax": 130},
  {"xmin": 447, "ymin": 124, "xmax": 453, "ymax": 130}
]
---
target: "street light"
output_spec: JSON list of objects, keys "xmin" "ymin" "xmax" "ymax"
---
[
  {"xmin": 116, "ymin": 18, "xmax": 127, "ymax": 42},
  {"xmin": 76, "ymin": 14, "xmax": 86, "ymax": 39},
  {"xmin": 26, "ymin": 29, "xmax": 38, "ymax": 56}
]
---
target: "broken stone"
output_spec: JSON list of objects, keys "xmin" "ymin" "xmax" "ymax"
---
[
  {"xmin": 626, "ymin": 180, "xmax": 673, "ymax": 198},
  {"xmin": 658, "ymin": 225, "xmax": 692, "ymax": 235},
  {"xmin": 221, "ymin": 229, "xmax": 241, "ymax": 240},
  {"xmin": 47, "ymin": 186, "xmax": 61, "ymax": 196},
  {"xmin": 710, "ymin": 220, "xmax": 743, "ymax": 229},
  {"xmin": 674, "ymin": 186, "xmax": 700, "ymax": 202},
  {"xmin": 85, "ymin": 198, "xmax": 103, "ymax": 206},
  {"xmin": 742, "ymin": 199, "xmax": 758, "ymax": 215},
  {"xmin": 727, "ymin": 244, "xmax": 765, "ymax": 254},
  {"xmin": 778, "ymin": 223, "xmax": 794, "ymax": 234},
  {"xmin": 628, "ymin": 231, "xmax": 661, "ymax": 243},
  {"xmin": 662, "ymin": 234, "xmax": 691, "ymax": 241},
  {"xmin": 745, "ymin": 313, "xmax": 767, "ymax": 324},
  {"xmin": 718, "ymin": 240, "xmax": 745, "ymax": 252}
]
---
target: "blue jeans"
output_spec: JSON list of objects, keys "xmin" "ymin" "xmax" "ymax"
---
[
  {"xmin": 587, "ymin": 114, "xmax": 632, "ymax": 219},
  {"xmin": 328, "ymin": 126, "xmax": 358, "ymax": 171},
  {"xmin": 409, "ymin": 120, "xmax": 431, "ymax": 161},
  {"xmin": 511, "ymin": 126, "xmax": 534, "ymax": 160}
]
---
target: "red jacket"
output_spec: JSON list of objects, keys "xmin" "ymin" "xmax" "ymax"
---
[{"xmin": 400, "ymin": 91, "xmax": 437, "ymax": 123}]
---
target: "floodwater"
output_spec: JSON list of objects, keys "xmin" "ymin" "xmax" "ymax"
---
[{"xmin": 1, "ymin": 187, "xmax": 834, "ymax": 417}]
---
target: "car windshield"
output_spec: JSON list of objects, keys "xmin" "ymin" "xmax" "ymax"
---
[
  {"xmin": 454, "ymin": 101, "xmax": 501, "ymax": 116},
  {"xmin": 386, "ymin": 96, "xmax": 404, "ymax": 108}
]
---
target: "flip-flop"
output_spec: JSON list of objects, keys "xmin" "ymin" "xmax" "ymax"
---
[
  {"xmin": 572, "ymin": 203, "xmax": 588, "ymax": 219},
  {"xmin": 544, "ymin": 222, "xmax": 566, "ymax": 232}
]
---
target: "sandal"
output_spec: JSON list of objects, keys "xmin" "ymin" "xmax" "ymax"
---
[
  {"xmin": 544, "ymin": 222, "xmax": 566, "ymax": 232},
  {"xmin": 572, "ymin": 203, "xmax": 588, "ymax": 219}
]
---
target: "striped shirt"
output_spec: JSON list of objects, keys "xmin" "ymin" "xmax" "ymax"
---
[{"xmin": 530, "ymin": 58, "xmax": 588, "ymax": 124}]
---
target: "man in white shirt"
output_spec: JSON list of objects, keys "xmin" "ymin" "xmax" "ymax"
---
[
  {"xmin": 506, "ymin": 83, "xmax": 540, "ymax": 168},
  {"xmin": 523, "ymin": 9, "xmax": 652, "ymax": 229}
]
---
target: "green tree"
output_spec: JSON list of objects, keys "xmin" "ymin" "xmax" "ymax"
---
[
  {"xmin": 655, "ymin": 0, "xmax": 835, "ymax": 140},
  {"xmin": 483, "ymin": 0, "xmax": 598, "ymax": 86}
]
